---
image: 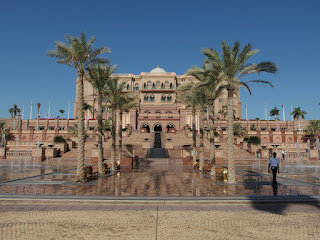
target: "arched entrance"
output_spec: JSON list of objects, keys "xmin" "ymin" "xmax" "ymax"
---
[
  {"xmin": 166, "ymin": 123, "xmax": 175, "ymax": 133},
  {"xmin": 141, "ymin": 123, "xmax": 150, "ymax": 133},
  {"xmin": 153, "ymin": 123, "xmax": 162, "ymax": 132}
]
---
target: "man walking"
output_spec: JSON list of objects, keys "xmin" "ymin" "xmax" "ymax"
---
[{"xmin": 268, "ymin": 152, "xmax": 279, "ymax": 186}]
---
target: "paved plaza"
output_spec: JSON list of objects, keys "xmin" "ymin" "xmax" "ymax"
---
[
  {"xmin": 0, "ymin": 159, "xmax": 320, "ymax": 239},
  {"xmin": 0, "ymin": 201, "xmax": 320, "ymax": 240},
  {"xmin": 0, "ymin": 160, "xmax": 319, "ymax": 197}
]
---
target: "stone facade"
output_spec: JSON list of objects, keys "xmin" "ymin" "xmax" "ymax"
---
[{"xmin": 75, "ymin": 67, "xmax": 242, "ymax": 132}]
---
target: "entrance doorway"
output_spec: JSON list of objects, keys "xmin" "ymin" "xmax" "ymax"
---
[
  {"xmin": 153, "ymin": 124, "xmax": 162, "ymax": 132},
  {"xmin": 141, "ymin": 123, "xmax": 150, "ymax": 133}
]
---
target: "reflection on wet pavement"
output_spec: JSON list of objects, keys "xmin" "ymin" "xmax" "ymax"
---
[{"xmin": 0, "ymin": 161, "xmax": 319, "ymax": 197}]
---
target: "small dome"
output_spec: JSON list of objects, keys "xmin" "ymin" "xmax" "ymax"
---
[{"xmin": 150, "ymin": 66, "xmax": 166, "ymax": 73}]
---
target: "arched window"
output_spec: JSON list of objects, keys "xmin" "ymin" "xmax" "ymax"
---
[
  {"xmin": 156, "ymin": 81, "xmax": 160, "ymax": 88},
  {"xmin": 150, "ymin": 94, "xmax": 155, "ymax": 102},
  {"xmin": 143, "ymin": 83, "xmax": 147, "ymax": 89},
  {"xmin": 147, "ymin": 81, "xmax": 152, "ymax": 89},
  {"xmin": 170, "ymin": 83, "xmax": 173, "ymax": 89},
  {"xmin": 165, "ymin": 81, "xmax": 169, "ymax": 88},
  {"xmin": 135, "ymin": 83, "xmax": 139, "ymax": 91},
  {"xmin": 126, "ymin": 84, "xmax": 130, "ymax": 90},
  {"xmin": 161, "ymin": 83, "xmax": 164, "ymax": 89},
  {"xmin": 152, "ymin": 83, "xmax": 156, "ymax": 89},
  {"xmin": 144, "ymin": 95, "xmax": 149, "ymax": 102},
  {"xmin": 161, "ymin": 95, "xmax": 166, "ymax": 102},
  {"xmin": 167, "ymin": 94, "xmax": 172, "ymax": 102}
]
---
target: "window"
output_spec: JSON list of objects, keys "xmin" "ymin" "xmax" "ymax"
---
[
  {"xmin": 165, "ymin": 81, "xmax": 169, "ymax": 88},
  {"xmin": 170, "ymin": 83, "xmax": 173, "ymax": 89},
  {"xmin": 156, "ymin": 81, "xmax": 160, "ymax": 88},
  {"xmin": 161, "ymin": 95, "xmax": 166, "ymax": 102},
  {"xmin": 147, "ymin": 81, "xmax": 152, "ymax": 89},
  {"xmin": 144, "ymin": 95, "xmax": 149, "ymax": 102},
  {"xmin": 152, "ymin": 83, "xmax": 156, "ymax": 89},
  {"xmin": 161, "ymin": 83, "xmax": 164, "ymax": 89},
  {"xmin": 143, "ymin": 83, "xmax": 147, "ymax": 89},
  {"xmin": 150, "ymin": 94, "xmax": 155, "ymax": 102},
  {"xmin": 135, "ymin": 83, "xmax": 139, "ymax": 91},
  {"xmin": 167, "ymin": 95, "xmax": 172, "ymax": 102},
  {"xmin": 126, "ymin": 84, "xmax": 130, "ymax": 90}
]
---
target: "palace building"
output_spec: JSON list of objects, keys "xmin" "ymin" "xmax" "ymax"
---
[{"xmin": 76, "ymin": 66, "xmax": 242, "ymax": 132}]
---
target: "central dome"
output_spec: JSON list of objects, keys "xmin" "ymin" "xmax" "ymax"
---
[{"xmin": 150, "ymin": 66, "xmax": 166, "ymax": 73}]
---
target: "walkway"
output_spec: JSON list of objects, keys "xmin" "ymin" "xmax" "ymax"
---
[{"xmin": 0, "ymin": 201, "xmax": 320, "ymax": 240}]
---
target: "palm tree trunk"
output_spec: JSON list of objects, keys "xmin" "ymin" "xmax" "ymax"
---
[
  {"xmin": 36, "ymin": 112, "xmax": 39, "ymax": 130},
  {"xmin": 76, "ymin": 72, "xmax": 86, "ymax": 182},
  {"xmin": 61, "ymin": 114, "xmax": 64, "ymax": 130},
  {"xmin": 276, "ymin": 117, "xmax": 279, "ymax": 131},
  {"xmin": 118, "ymin": 110, "xmax": 123, "ymax": 166},
  {"xmin": 227, "ymin": 89, "xmax": 236, "ymax": 184},
  {"xmin": 97, "ymin": 94, "xmax": 103, "ymax": 174},
  {"xmin": 199, "ymin": 108, "xmax": 205, "ymax": 171},
  {"xmin": 208, "ymin": 98, "xmax": 216, "ymax": 176},
  {"xmin": 111, "ymin": 107, "xmax": 116, "ymax": 171},
  {"xmin": 192, "ymin": 107, "xmax": 197, "ymax": 165}
]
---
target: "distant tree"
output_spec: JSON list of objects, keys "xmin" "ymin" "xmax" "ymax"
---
[
  {"xmin": 291, "ymin": 107, "xmax": 307, "ymax": 130},
  {"xmin": 269, "ymin": 106, "xmax": 280, "ymax": 131},
  {"xmin": 36, "ymin": 103, "xmax": 41, "ymax": 130},
  {"xmin": 305, "ymin": 120, "xmax": 320, "ymax": 139},
  {"xmin": 59, "ymin": 109, "xmax": 65, "ymax": 129},
  {"xmin": 233, "ymin": 123, "xmax": 246, "ymax": 137},
  {"xmin": 9, "ymin": 104, "xmax": 20, "ymax": 130},
  {"xmin": 0, "ymin": 121, "xmax": 10, "ymax": 142},
  {"xmin": 118, "ymin": 93, "xmax": 136, "ymax": 165}
]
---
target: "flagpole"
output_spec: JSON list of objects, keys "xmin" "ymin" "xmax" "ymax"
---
[
  {"xmin": 48, "ymin": 101, "xmax": 51, "ymax": 119},
  {"xmin": 282, "ymin": 104, "xmax": 285, "ymax": 121},
  {"xmin": 30, "ymin": 101, "xmax": 33, "ymax": 120},
  {"xmin": 245, "ymin": 102, "xmax": 248, "ymax": 120},
  {"xmin": 67, "ymin": 101, "xmax": 70, "ymax": 120},
  {"xmin": 265, "ymin": 102, "xmax": 267, "ymax": 120},
  {"xmin": 22, "ymin": 105, "xmax": 24, "ymax": 120},
  {"xmin": 291, "ymin": 106, "xmax": 293, "ymax": 121}
]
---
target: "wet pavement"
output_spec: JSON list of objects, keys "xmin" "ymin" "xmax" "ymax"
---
[{"xmin": 0, "ymin": 159, "xmax": 319, "ymax": 197}]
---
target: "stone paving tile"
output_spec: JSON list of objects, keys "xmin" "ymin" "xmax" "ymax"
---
[{"xmin": 1, "ymin": 163, "xmax": 319, "ymax": 197}]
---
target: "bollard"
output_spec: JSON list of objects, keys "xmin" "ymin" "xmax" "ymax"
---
[{"xmin": 223, "ymin": 167, "xmax": 228, "ymax": 181}]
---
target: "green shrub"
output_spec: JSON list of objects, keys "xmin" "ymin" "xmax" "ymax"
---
[
  {"xmin": 244, "ymin": 136, "xmax": 261, "ymax": 145},
  {"xmin": 54, "ymin": 135, "xmax": 66, "ymax": 143}
]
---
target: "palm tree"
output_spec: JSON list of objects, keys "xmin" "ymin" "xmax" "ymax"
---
[
  {"xmin": 291, "ymin": 107, "xmax": 307, "ymax": 130},
  {"xmin": 86, "ymin": 63, "xmax": 115, "ymax": 174},
  {"xmin": 82, "ymin": 102, "xmax": 93, "ymax": 130},
  {"xmin": 36, "ymin": 103, "xmax": 41, "ymax": 130},
  {"xmin": 178, "ymin": 83, "xmax": 202, "ymax": 166},
  {"xmin": 219, "ymin": 105, "xmax": 236, "ymax": 120},
  {"xmin": 305, "ymin": 120, "xmax": 320, "ymax": 139},
  {"xmin": 233, "ymin": 123, "xmax": 246, "ymax": 137},
  {"xmin": 186, "ymin": 65, "xmax": 223, "ymax": 173},
  {"xmin": 9, "ymin": 104, "xmax": 20, "ymax": 130},
  {"xmin": 47, "ymin": 32, "xmax": 110, "ymax": 182},
  {"xmin": 0, "ymin": 121, "xmax": 10, "ymax": 143},
  {"xmin": 104, "ymin": 75, "xmax": 126, "ymax": 171},
  {"xmin": 118, "ymin": 93, "xmax": 136, "ymax": 165},
  {"xmin": 269, "ymin": 107, "xmax": 280, "ymax": 131},
  {"xmin": 202, "ymin": 41, "xmax": 277, "ymax": 183},
  {"xmin": 59, "ymin": 109, "xmax": 65, "ymax": 129}
]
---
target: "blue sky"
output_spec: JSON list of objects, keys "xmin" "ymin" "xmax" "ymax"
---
[{"xmin": 1, "ymin": 0, "xmax": 320, "ymax": 120}]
